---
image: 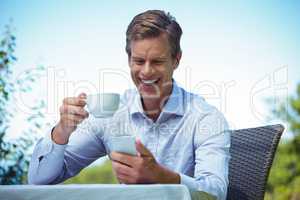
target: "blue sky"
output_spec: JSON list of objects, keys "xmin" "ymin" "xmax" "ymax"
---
[{"xmin": 1, "ymin": 0, "xmax": 300, "ymax": 139}]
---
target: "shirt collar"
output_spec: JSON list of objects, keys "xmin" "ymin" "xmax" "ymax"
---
[{"xmin": 129, "ymin": 80, "xmax": 184, "ymax": 117}]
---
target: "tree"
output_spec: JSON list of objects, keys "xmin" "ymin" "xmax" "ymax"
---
[
  {"xmin": 0, "ymin": 23, "xmax": 45, "ymax": 184},
  {"xmin": 266, "ymin": 83, "xmax": 300, "ymax": 200}
]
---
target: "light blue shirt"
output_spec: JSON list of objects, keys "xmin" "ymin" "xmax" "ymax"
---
[{"xmin": 28, "ymin": 81, "xmax": 230, "ymax": 200}]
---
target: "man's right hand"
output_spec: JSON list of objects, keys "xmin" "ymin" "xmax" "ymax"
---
[{"xmin": 52, "ymin": 93, "xmax": 89, "ymax": 144}]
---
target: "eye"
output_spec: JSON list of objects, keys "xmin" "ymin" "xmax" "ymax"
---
[
  {"xmin": 153, "ymin": 60, "xmax": 164, "ymax": 65},
  {"xmin": 134, "ymin": 60, "xmax": 144, "ymax": 65}
]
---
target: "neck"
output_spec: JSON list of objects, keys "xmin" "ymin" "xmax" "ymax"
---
[
  {"xmin": 142, "ymin": 98, "xmax": 161, "ymax": 121},
  {"xmin": 142, "ymin": 83, "xmax": 173, "ymax": 122}
]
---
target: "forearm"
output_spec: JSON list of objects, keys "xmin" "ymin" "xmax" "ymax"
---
[{"xmin": 28, "ymin": 119, "xmax": 107, "ymax": 184}]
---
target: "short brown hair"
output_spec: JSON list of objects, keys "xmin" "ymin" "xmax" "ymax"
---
[{"xmin": 126, "ymin": 10, "xmax": 182, "ymax": 59}]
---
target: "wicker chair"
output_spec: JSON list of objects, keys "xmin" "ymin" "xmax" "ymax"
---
[{"xmin": 226, "ymin": 124, "xmax": 284, "ymax": 200}]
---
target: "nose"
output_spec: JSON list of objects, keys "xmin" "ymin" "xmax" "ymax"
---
[{"xmin": 141, "ymin": 62, "xmax": 154, "ymax": 77}]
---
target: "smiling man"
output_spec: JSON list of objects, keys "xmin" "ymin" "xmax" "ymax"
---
[
  {"xmin": 28, "ymin": 10, "xmax": 230, "ymax": 200},
  {"xmin": 128, "ymin": 30, "xmax": 180, "ymax": 121}
]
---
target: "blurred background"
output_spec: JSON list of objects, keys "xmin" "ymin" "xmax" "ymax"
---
[{"xmin": 0, "ymin": 1, "xmax": 299, "ymax": 199}]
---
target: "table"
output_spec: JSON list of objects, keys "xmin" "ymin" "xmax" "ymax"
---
[{"xmin": 0, "ymin": 184, "xmax": 215, "ymax": 200}]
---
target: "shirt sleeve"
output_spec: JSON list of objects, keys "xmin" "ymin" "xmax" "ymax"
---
[
  {"xmin": 28, "ymin": 117, "xmax": 107, "ymax": 184},
  {"xmin": 179, "ymin": 109, "xmax": 231, "ymax": 200}
]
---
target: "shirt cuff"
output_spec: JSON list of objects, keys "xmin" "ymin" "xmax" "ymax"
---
[
  {"xmin": 48, "ymin": 126, "xmax": 67, "ymax": 151},
  {"xmin": 179, "ymin": 174, "xmax": 218, "ymax": 200},
  {"xmin": 179, "ymin": 173, "xmax": 198, "ymax": 191}
]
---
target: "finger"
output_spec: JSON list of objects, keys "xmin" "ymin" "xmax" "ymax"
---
[
  {"xmin": 112, "ymin": 161, "xmax": 137, "ymax": 184},
  {"xmin": 110, "ymin": 152, "xmax": 133, "ymax": 167},
  {"xmin": 63, "ymin": 97, "xmax": 86, "ymax": 106},
  {"xmin": 112, "ymin": 161, "xmax": 135, "ymax": 176},
  {"xmin": 116, "ymin": 174, "xmax": 134, "ymax": 184},
  {"xmin": 60, "ymin": 105, "xmax": 89, "ymax": 117},
  {"xmin": 113, "ymin": 166, "xmax": 137, "ymax": 184},
  {"xmin": 110, "ymin": 151, "xmax": 137, "ymax": 167},
  {"xmin": 135, "ymin": 139, "xmax": 153, "ymax": 157},
  {"xmin": 61, "ymin": 113, "xmax": 86, "ymax": 126}
]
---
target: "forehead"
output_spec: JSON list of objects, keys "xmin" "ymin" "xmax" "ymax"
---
[{"xmin": 130, "ymin": 34, "xmax": 171, "ymax": 59}]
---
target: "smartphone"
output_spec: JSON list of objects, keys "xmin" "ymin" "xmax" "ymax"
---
[{"xmin": 109, "ymin": 135, "xmax": 137, "ymax": 156}]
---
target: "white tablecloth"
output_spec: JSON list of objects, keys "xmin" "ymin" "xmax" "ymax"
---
[{"xmin": 0, "ymin": 184, "xmax": 215, "ymax": 200}]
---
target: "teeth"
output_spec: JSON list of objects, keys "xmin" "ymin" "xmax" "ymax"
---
[{"xmin": 141, "ymin": 79, "xmax": 158, "ymax": 84}]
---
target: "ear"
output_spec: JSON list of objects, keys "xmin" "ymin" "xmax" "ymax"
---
[{"xmin": 173, "ymin": 52, "xmax": 182, "ymax": 70}]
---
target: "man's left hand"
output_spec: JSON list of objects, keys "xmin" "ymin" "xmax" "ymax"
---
[{"xmin": 110, "ymin": 139, "xmax": 180, "ymax": 184}]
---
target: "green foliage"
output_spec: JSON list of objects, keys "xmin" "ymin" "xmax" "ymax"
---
[
  {"xmin": 0, "ymin": 23, "xmax": 45, "ymax": 184},
  {"xmin": 64, "ymin": 160, "xmax": 118, "ymax": 184},
  {"xmin": 266, "ymin": 83, "xmax": 300, "ymax": 199}
]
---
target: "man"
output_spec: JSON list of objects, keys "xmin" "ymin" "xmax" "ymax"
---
[{"xmin": 28, "ymin": 10, "xmax": 230, "ymax": 200}]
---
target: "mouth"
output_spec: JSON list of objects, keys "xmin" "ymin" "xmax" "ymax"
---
[{"xmin": 140, "ymin": 78, "xmax": 160, "ymax": 85}]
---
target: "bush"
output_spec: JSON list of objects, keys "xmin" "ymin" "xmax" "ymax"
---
[{"xmin": 0, "ymin": 23, "xmax": 45, "ymax": 184}]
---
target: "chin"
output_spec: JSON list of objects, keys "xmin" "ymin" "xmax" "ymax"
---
[{"xmin": 139, "ymin": 88, "xmax": 161, "ymax": 99}]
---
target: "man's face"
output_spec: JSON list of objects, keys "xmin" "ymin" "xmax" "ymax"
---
[{"xmin": 129, "ymin": 34, "xmax": 180, "ymax": 101}]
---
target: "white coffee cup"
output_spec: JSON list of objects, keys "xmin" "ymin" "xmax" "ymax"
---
[{"xmin": 86, "ymin": 93, "xmax": 120, "ymax": 118}]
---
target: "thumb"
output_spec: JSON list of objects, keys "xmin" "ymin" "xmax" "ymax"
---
[
  {"xmin": 78, "ymin": 93, "xmax": 87, "ymax": 99},
  {"xmin": 135, "ymin": 139, "xmax": 152, "ymax": 157}
]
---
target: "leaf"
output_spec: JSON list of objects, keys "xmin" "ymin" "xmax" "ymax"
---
[
  {"xmin": 9, "ymin": 55, "xmax": 17, "ymax": 61},
  {"xmin": 10, "ymin": 35, "xmax": 16, "ymax": 41},
  {"xmin": 3, "ymin": 58, "xmax": 9, "ymax": 65},
  {"xmin": 0, "ymin": 51, "xmax": 7, "ymax": 58}
]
